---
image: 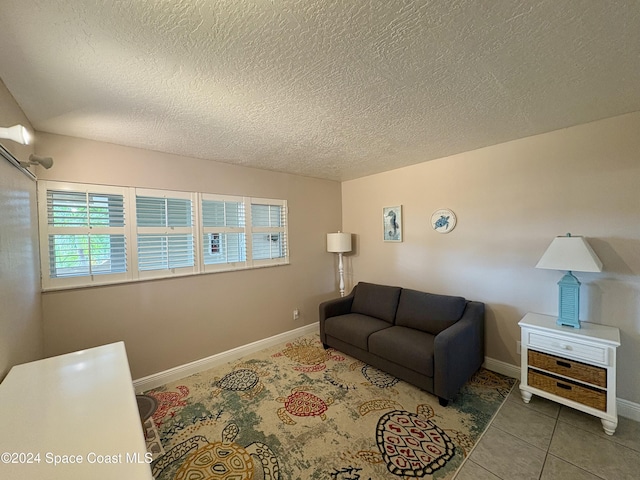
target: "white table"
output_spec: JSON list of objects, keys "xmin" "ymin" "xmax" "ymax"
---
[{"xmin": 0, "ymin": 342, "xmax": 153, "ymax": 479}]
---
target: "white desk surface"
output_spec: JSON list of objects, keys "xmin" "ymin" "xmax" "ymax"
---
[{"xmin": 0, "ymin": 342, "xmax": 153, "ymax": 479}]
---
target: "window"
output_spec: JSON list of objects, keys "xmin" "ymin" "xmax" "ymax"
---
[
  {"xmin": 200, "ymin": 196, "xmax": 289, "ymax": 270},
  {"xmin": 38, "ymin": 181, "xmax": 289, "ymax": 290},
  {"xmin": 250, "ymin": 199, "xmax": 288, "ymax": 265},
  {"xmin": 135, "ymin": 190, "xmax": 198, "ymax": 279},
  {"xmin": 38, "ymin": 182, "xmax": 130, "ymax": 289},
  {"xmin": 201, "ymin": 194, "xmax": 247, "ymax": 271}
]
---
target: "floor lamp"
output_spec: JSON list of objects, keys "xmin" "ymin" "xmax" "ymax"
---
[{"xmin": 327, "ymin": 232, "xmax": 352, "ymax": 297}]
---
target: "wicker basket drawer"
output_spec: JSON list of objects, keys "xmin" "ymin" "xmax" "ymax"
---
[
  {"xmin": 528, "ymin": 369, "xmax": 606, "ymax": 411},
  {"xmin": 528, "ymin": 350, "xmax": 606, "ymax": 388}
]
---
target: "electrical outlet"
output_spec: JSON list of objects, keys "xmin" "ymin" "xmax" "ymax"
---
[
  {"xmin": 516, "ymin": 341, "xmax": 521, "ymax": 355},
  {"xmin": 293, "ymin": 309, "xmax": 300, "ymax": 320}
]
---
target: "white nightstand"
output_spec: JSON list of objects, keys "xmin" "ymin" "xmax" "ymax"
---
[{"xmin": 519, "ymin": 312, "xmax": 620, "ymax": 435}]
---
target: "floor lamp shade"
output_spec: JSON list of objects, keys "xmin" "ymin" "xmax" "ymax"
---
[
  {"xmin": 536, "ymin": 234, "xmax": 603, "ymax": 328},
  {"xmin": 327, "ymin": 232, "xmax": 352, "ymax": 297},
  {"xmin": 327, "ymin": 232, "xmax": 352, "ymax": 253}
]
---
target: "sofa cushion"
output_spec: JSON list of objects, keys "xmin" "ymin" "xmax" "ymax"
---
[
  {"xmin": 395, "ymin": 289, "xmax": 466, "ymax": 335},
  {"xmin": 351, "ymin": 282, "xmax": 402, "ymax": 323},
  {"xmin": 368, "ymin": 326, "xmax": 435, "ymax": 377},
  {"xmin": 324, "ymin": 313, "xmax": 391, "ymax": 351}
]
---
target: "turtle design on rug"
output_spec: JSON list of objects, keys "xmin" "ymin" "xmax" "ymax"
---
[
  {"xmin": 211, "ymin": 363, "xmax": 270, "ymax": 399},
  {"xmin": 146, "ymin": 385, "xmax": 190, "ymax": 426},
  {"xmin": 360, "ymin": 364, "xmax": 399, "ymax": 390},
  {"xmin": 172, "ymin": 423, "xmax": 280, "ymax": 480},
  {"xmin": 356, "ymin": 401, "xmax": 455, "ymax": 477},
  {"xmin": 276, "ymin": 386, "xmax": 334, "ymax": 425},
  {"xmin": 146, "ymin": 334, "xmax": 515, "ymax": 479},
  {"xmin": 324, "ymin": 363, "xmax": 359, "ymax": 391},
  {"xmin": 272, "ymin": 337, "xmax": 344, "ymax": 372}
]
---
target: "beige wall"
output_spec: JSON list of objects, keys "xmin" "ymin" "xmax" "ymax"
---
[
  {"xmin": 342, "ymin": 112, "xmax": 640, "ymax": 404},
  {"xmin": 35, "ymin": 133, "xmax": 343, "ymax": 379},
  {"xmin": 6, "ymin": 81, "xmax": 637, "ymax": 405},
  {"xmin": 0, "ymin": 80, "xmax": 43, "ymax": 379}
]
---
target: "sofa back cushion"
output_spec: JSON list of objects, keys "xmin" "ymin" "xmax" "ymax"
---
[
  {"xmin": 395, "ymin": 289, "xmax": 466, "ymax": 335},
  {"xmin": 351, "ymin": 282, "xmax": 402, "ymax": 323}
]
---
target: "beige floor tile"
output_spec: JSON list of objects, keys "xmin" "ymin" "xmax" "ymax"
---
[
  {"xmin": 492, "ymin": 399, "xmax": 556, "ymax": 449},
  {"xmin": 540, "ymin": 455, "xmax": 603, "ymax": 480},
  {"xmin": 469, "ymin": 426, "xmax": 546, "ymax": 480},
  {"xmin": 454, "ymin": 459, "xmax": 501, "ymax": 480},
  {"xmin": 559, "ymin": 406, "xmax": 640, "ymax": 452},
  {"xmin": 479, "ymin": 377, "xmax": 640, "ymax": 479},
  {"xmin": 549, "ymin": 420, "xmax": 640, "ymax": 479},
  {"xmin": 612, "ymin": 415, "xmax": 640, "ymax": 453},
  {"xmin": 557, "ymin": 404, "xmax": 606, "ymax": 433},
  {"xmin": 508, "ymin": 383, "xmax": 561, "ymax": 419}
]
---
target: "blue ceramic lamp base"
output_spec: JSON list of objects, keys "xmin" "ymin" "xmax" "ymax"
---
[{"xmin": 557, "ymin": 271, "xmax": 581, "ymax": 328}]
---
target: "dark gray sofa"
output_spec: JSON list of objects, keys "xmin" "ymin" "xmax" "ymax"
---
[{"xmin": 319, "ymin": 282, "xmax": 485, "ymax": 406}]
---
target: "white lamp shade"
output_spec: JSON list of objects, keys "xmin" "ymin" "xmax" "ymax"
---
[
  {"xmin": 327, "ymin": 232, "xmax": 352, "ymax": 253},
  {"xmin": 536, "ymin": 235, "xmax": 603, "ymax": 273}
]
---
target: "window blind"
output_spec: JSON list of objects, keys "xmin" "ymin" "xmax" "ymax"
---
[
  {"xmin": 40, "ymin": 185, "xmax": 129, "ymax": 288},
  {"xmin": 135, "ymin": 192, "xmax": 196, "ymax": 276},
  {"xmin": 38, "ymin": 181, "xmax": 289, "ymax": 290},
  {"xmin": 250, "ymin": 200, "xmax": 288, "ymax": 263},
  {"xmin": 201, "ymin": 196, "xmax": 247, "ymax": 270}
]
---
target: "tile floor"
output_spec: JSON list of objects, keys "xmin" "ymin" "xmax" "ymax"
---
[{"xmin": 454, "ymin": 382, "xmax": 640, "ymax": 480}]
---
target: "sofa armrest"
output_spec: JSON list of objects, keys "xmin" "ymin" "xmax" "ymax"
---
[
  {"xmin": 433, "ymin": 301, "xmax": 485, "ymax": 402},
  {"xmin": 319, "ymin": 288, "xmax": 356, "ymax": 344}
]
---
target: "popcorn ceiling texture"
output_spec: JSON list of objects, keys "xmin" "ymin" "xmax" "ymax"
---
[{"xmin": 0, "ymin": 1, "xmax": 639, "ymax": 181}]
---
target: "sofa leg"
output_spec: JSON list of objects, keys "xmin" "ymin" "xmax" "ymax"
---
[
  {"xmin": 322, "ymin": 343, "xmax": 329, "ymax": 350},
  {"xmin": 438, "ymin": 397, "xmax": 449, "ymax": 407}
]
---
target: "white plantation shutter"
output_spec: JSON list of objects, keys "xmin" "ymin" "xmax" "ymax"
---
[
  {"xmin": 38, "ymin": 182, "xmax": 289, "ymax": 290},
  {"xmin": 250, "ymin": 198, "xmax": 288, "ymax": 266},
  {"xmin": 38, "ymin": 182, "xmax": 130, "ymax": 289},
  {"xmin": 201, "ymin": 194, "xmax": 247, "ymax": 271},
  {"xmin": 134, "ymin": 190, "xmax": 198, "ymax": 278}
]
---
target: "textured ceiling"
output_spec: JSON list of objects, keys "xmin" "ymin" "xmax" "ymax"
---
[{"xmin": 0, "ymin": 1, "xmax": 639, "ymax": 181}]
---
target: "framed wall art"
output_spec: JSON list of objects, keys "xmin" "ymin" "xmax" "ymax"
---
[
  {"xmin": 383, "ymin": 205, "xmax": 402, "ymax": 242},
  {"xmin": 431, "ymin": 208, "xmax": 457, "ymax": 233}
]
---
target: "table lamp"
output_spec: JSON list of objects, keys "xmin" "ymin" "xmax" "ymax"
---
[{"xmin": 535, "ymin": 233, "xmax": 603, "ymax": 328}]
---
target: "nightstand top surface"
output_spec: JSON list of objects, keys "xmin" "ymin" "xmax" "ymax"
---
[{"xmin": 519, "ymin": 312, "xmax": 620, "ymax": 345}]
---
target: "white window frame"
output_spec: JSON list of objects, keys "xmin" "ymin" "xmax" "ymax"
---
[
  {"xmin": 201, "ymin": 193, "xmax": 248, "ymax": 273},
  {"xmin": 249, "ymin": 197, "xmax": 289, "ymax": 268},
  {"xmin": 37, "ymin": 181, "xmax": 289, "ymax": 291},
  {"xmin": 132, "ymin": 188, "xmax": 200, "ymax": 280},
  {"xmin": 38, "ymin": 181, "xmax": 133, "ymax": 290}
]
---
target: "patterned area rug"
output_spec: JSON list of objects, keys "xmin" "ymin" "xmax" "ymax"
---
[{"xmin": 144, "ymin": 334, "xmax": 514, "ymax": 479}]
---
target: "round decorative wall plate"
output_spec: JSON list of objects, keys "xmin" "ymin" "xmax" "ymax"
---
[{"xmin": 431, "ymin": 209, "xmax": 456, "ymax": 233}]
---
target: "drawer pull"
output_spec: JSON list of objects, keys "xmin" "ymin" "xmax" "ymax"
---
[
  {"xmin": 557, "ymin": 382, "xmax": 572, "ymax": 390},
  {"xmin": 556, "ymin": 360, "xmax": 571, "ymax": 368}
]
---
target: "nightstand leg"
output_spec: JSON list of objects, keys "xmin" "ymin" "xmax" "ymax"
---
[
  {"xmin": 601, "ymin": 418, "xmax": 617, "ymax": 436},
  {"xmin": 520, "ymin": 388, "xmax": 532, "ymax": 404}
]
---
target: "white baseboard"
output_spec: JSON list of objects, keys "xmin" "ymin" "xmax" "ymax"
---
[
  {"xmin": 483, "ymin": 356, "xmax": 640, "ymax": 422},
  {"xmin": 483, "ymin": 356, "xmax": 520, "ymax": 379},
  {"xmin": 133, "ymin": 322, "xmax": 319, "ymax": 393},
  {"xmin": 618, "ymin": 397, "xmax": 640, "ymax": 422}
]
